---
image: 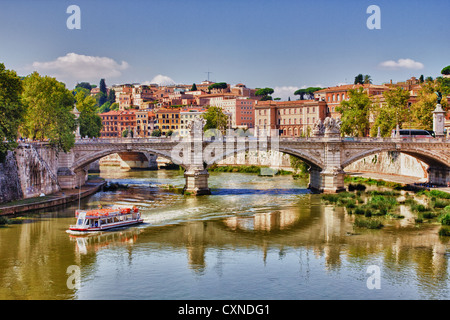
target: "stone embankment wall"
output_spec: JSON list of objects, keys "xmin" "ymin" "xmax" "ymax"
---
[
  {"xmin": 0, "ymin": 145, "xmax": 61, "ymax": 204},
  {"xmin": 218, "ymin": 151, "xmax": 427, "ymax": 180},
  {"xmin": 218, "ymin": 151, "xmax": 293, "ymax": 169},
  {"xmin": 98, "ymin": 152, "xmax": 158, "ymax": 170},
  {"xmin": 0, "ymin": 151, "xmax": 23, "ymax": 203},
  {"xmin": 15, "ymin": 144, "xmax": 61, "ymax": 199},
  {"xmin": 344, "ymin": 151, "xmax": 428, "ymax": 179}
]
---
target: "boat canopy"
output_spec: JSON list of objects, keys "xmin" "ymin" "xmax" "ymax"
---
[{"xmin": 75, "ymin": 206, "xmax": 137, "ymax": 218}]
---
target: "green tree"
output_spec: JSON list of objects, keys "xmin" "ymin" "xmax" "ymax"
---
[
  {"xmin": 371, "ymin": 87, "xmax": 410, "ymax": 136},
  {"xmin": 202, "ymin": 106, "xmax": 228, "ymax": 133},
  {"xmin": 110, "ymin": 102, "xmax": 119, "ymax": 111},
  {"xmin": 151, "ymin": 129, "xmax": 161, "ymax": 137},
  {"xmin": 97, "ymin": 101, "xmax": 111, "ymax": 114},
  {"xmin": 436, "ymin": 76, "xmax": 450, "ymax": 95},
  {"xmin": 411, "ymin": 81, "xmax": 448, "ymax": 130},
  {"xmin": 370, "ymin": 104, "xmax": 396, "ymax": 137},
  {"xmin": 0, "ymin": 63, "xmax": 26, "ymax": 162},
  {"xmin": 21, "ymin": 72, "xmax": 76, "ymax": 152},
  {"xmin": 75, "ymin": 82, "xmax": 93, "ymax": 91},
  {"xmin": 107, "ymin": 88, "xmax": 115, "ymax": 104},
  {"xmin": 98, "ymin": 79, "xmax": 107, "ymax": 106},
  {"xmin": 336, "ymin": 87, "xmax": 372, "ymax": 137},
  {"xmin": 294, "ymin": 87, "xmax": 322, "ymax": 100},
  {"xmin": 73, "ymin": 86, "xmax": 90, "ymax": 96},
  {"xmin": 255, "ymin": 87, "xmax": 274, "ymax": 101},
  {"xmin": 208, "ymin": 82, "xmax": 228, "ymax": 91},
  {"xmin": 289, "ymin": 155, "xmax": 309, "ymax": 176},
  {"xmin": 353, "ymin": 74, "xmax": 372, "ymax": 85},
  {"xmin": 354, "ymin": 74, "xmax": 364, "ymax": 85},
  {"xmin": 75, "ymin": 90, "xmax": 103, "ymax": 138},
  {"xmin": 441, "ymin": 65, "xmax": 450, "ymax": 75},
  {"xmin": 191, "ymin": 83, "xmax": 198, "ymax": 91}
]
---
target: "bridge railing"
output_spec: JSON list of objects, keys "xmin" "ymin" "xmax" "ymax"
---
[{"xmin": 69, "ymin": 135, "xmax": 449, "ymax": 145}]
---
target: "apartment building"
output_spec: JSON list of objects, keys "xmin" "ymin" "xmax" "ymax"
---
[
  {"xmin": 154, "ymin": 108, "xmax": 181, "ymax": 136},
  {"xmin": 135, "ymin": 109, "xmax": 156, "ymax": 137},
  {"xmin": 254, "ymin": 100, "xmax": 327, "ymax": 137},
  {"xmin": 207, "ymin": 96, "xmax": 256, "ymax": 129},
  {"xmin": 179, "ymin": 107, "xmax": 207, "ymax": 137},
  {"xmin": 99, "ymin": 110, "xmax": 137, "ymax": 138}
]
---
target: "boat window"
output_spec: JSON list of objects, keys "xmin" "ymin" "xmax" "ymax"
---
[{"xmin": 77, "ymin": 219, "xmax": 84, "ymax": 225}]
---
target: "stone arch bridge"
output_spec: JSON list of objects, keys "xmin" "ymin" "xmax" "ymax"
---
[{"xmin": 51, "ymin": 134, "xmax": 450, "ymax": 195}]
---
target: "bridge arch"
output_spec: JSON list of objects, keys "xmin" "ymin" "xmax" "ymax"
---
[
  {"xmin": 341, "ymin": 146, "xmax": 450, "ymax": 170},
  {"xmin": 203, "ymin": 144, "xmax": 324, "ymax": 170},
  {"xmin": 71, "ymin": 147, "xmax": 181, "ymax": 172}
]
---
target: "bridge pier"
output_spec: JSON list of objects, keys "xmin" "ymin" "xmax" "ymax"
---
[
  {"xmin": 427, "ymin": 166, "xmax": 450, "ymax": 186},
  {"xmin": 183, "ymin": 167, "xmax": 211, "ymax": 195},
  {"xmin": 308, "ymin": 167, "xmax": 346, "ymax": 193},
  {"xmin": 57, "ymin": 167, "xmax": 88, "ymax": 189}
]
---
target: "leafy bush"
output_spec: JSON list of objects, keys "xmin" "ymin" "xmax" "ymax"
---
[
  {"xmin": 322, "ymin": 194, "xmax": 340, "ymax": 203},
  {"xmin": 439, "ymin": 212, "xmax": 450, "ymax": 226},
  {"xmin": 354, "ymin": 217, "xmax": 383, "ymax": 229},
  {"xmin": 438, "ymin": 227, "xmax": 450, "ymax": 236},
  {"xmin": 0, "ymin": 216, "xmax": 10, "ymax": 225},
  {"xmin": 348, "ymin": 184, "xmax": 366, "ymax": 192}
]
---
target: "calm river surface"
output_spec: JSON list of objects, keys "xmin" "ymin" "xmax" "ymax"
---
[{"xmin": 0, "ymin": 168, "xmax": 449, "ymax": 300}]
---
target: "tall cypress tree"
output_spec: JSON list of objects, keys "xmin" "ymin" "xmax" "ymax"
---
[{"xmin": 98, "ymin": 78, "xmax": 107, "ymax": 106}]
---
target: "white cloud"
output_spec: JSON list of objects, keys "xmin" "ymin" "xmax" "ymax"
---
[
  {"xmin": 273, "ymin": 86, "xmax": 300, "ymax": 101},
  {"xmin": 379, "ymin": 58, "xmax": 424, "ymax": 70},
  {"xmin": 146, "ymin": 74, "xmax": 176, "ymax": 86},
  {"xmin": 31, "ymin": 53, "xmax": 129, "ymax": 86}
]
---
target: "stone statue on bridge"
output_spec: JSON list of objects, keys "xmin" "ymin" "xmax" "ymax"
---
[
  {"xmin": 187, "ymin": 116, "xmax": 206, "ymax": 139},
  {"xmin": 435, "ymin": 91, "xmax": 442, "ymax": 105},
  {"xmin": 312, "ymin": 119, "xmax": 325, "ymax": 136},
  {"xmin": 324, "ymin": 117, "xmax": 341, "ymax": 136}
]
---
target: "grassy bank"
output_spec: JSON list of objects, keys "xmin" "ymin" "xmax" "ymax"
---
[
  {"xmin": 323, "ymin": 182, "xmax": 450, "ymax": 235},
  {"xmin": 207, "ymin": 164, "xmax": 302, "ymax": 177}
]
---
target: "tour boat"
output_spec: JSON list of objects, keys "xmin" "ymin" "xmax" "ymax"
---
[{"xmin": 68, "ymin": 205, "xmax": 143, "ymax": 233}]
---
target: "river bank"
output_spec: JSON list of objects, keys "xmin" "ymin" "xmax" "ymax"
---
[
  {"xmin": 0, "ymin": 178, "xmax": 106, "ymax": 216},
  {"xmin": 346, "ymin": 171, "xmax": 450, "ymax": 193}
]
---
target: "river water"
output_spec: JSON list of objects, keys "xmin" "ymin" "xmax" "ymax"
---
[{"xmin": 0, "ymin": 168, "xmax": 449, "ymax": 300}]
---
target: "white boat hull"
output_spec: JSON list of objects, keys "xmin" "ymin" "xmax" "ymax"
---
[{"xmin": 69, "ymin": 218, "xmax": 144, "ymax": 232}]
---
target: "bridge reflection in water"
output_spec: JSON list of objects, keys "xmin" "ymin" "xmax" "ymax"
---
[{"xmin": 2, "ymin": 155, "xmax": 450, "ymax": 300}]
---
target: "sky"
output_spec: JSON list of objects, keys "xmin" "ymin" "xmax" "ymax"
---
[{"xmin": 0, "ymin": 0, "xmax": 449, "ymax": 100}]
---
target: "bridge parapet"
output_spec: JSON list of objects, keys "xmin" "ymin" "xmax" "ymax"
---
[{"xmin": 44, "ymin": 134, "xmax": 450, "ymax": 194}]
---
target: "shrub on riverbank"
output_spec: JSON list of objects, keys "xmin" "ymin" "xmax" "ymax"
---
[
  {"xmin": 341, "ymin": 176, "xmax": 450, "ymax": 235},
  {"xmin": 0, "ymin": 216, "xmax": 10, "ymax": 225},
  {"xmin": 208, "ymin": 164, "xmax": 300, "ymax": 178},
  {"xmin": 344, "ymin": 176, "xmax": 405, "ymax": 190},
  {"xmin": 208, "ymin": 165, "xmax": 261, "ymax": 174},
  {"xmin": 439, "ymin": 211, "xmax": 450, "ymax": 226},
  {"xmin": 354, "ymin": 217, "xmax": 383, "ymax": 229},
  {"xmin": 416, "ymin": 190, "xmax": 450, "ymax": 199}
]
